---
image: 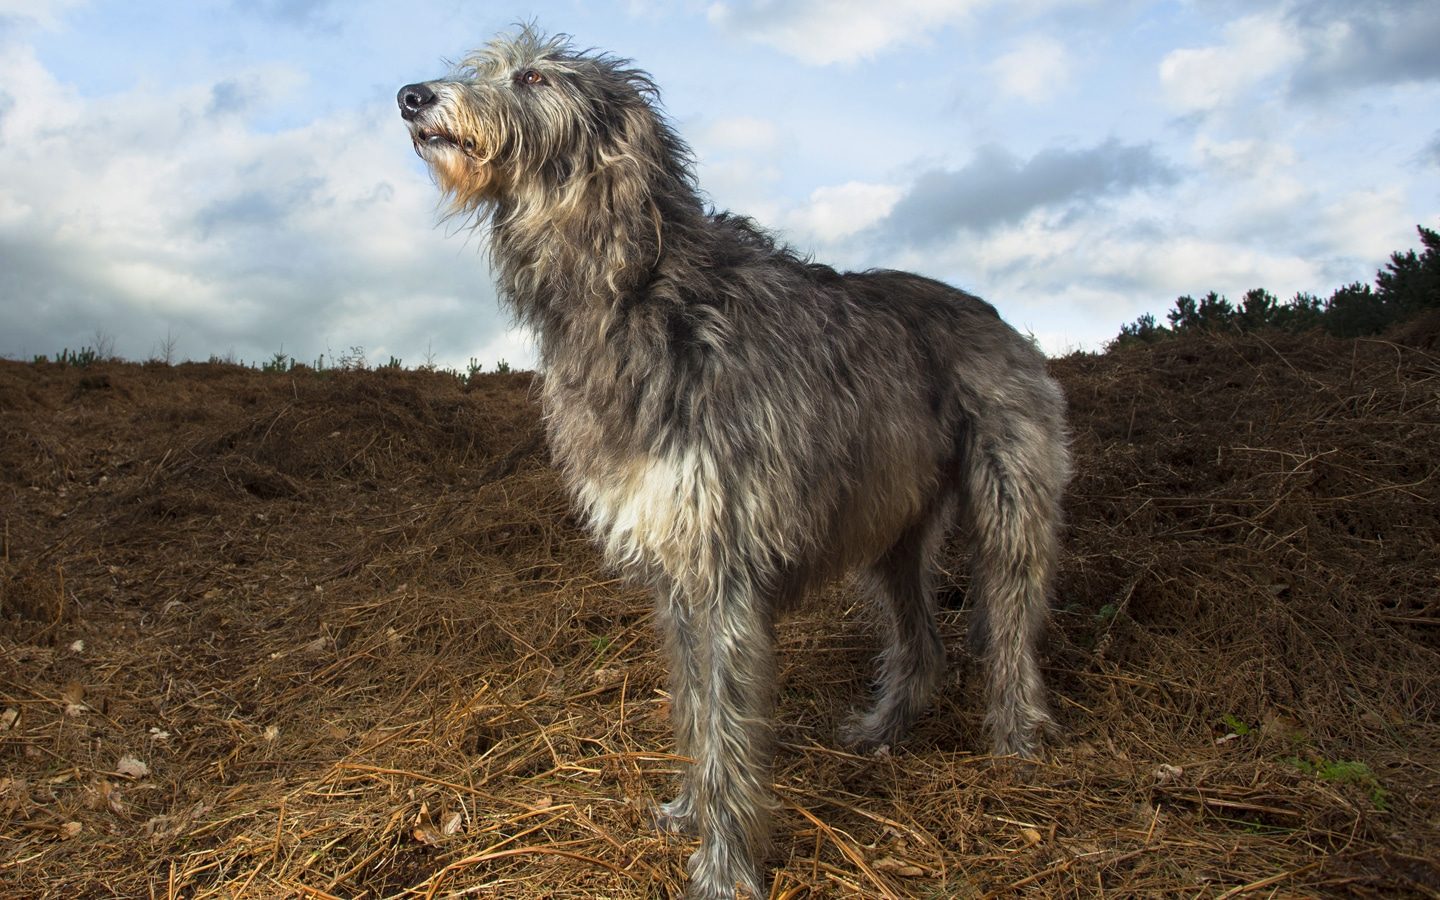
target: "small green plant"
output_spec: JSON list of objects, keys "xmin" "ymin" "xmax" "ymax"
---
[
  {"xmin": 494, "ymin": 358, "xmax": 512, "ymax": 374},
  {"xmin": 590, "ymin": 634, "xmax": 613, "ymax": 663},
  {"xmin": 467, "ymin": 357, "xmax": 483, "ymax": 381},
  {"xmin": 1094, "ymin": 602, "xmax": 1118, "ymax": 623},
  {"xmin": 381, "ymin": 355, "xmax": 403, "ymax": 370},
  {"xmin": 262, "ymin": 350, "xmax": 291, "ymax": 373},
  {"xmin": 32, "ymin": 354, "xmax": 49, "ymax": 365},
  {"xmin": 55, "ymin": 346, "xmax": 99, "ymax": 368},
  {"xmin": 1290, "ymin": 756, "xmax": 1389, "ymax": 809},
  {"xmin": 1221, "ymin": 713, "xmax": 1252, "ymax": 737}
]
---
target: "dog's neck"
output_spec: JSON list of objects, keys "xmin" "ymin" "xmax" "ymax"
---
[{"xmin": 490, "ymin": 164, "xmax": 703, "ymax": 364}]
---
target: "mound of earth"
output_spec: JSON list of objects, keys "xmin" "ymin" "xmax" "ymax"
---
[{"xmin": 2, "ymin": 328, "xmax": 1437, "ymax": 897}]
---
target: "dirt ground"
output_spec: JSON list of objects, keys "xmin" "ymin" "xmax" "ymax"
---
[{"xmin": 2, "ymin": 324, "xmax": 1438, "ymax": 898}]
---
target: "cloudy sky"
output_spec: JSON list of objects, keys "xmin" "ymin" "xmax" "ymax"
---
[{"xmin": 1, "ymin": 0, "xmax": 1437, "ymax": 369}]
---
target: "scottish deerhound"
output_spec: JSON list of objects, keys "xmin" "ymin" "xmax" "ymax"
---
[{"xmin": 399, "ymin": 28, "xmax": 1070, "ymax": 900}]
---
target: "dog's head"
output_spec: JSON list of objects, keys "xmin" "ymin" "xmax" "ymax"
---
[{"xmin": 398, "ymin": 27, "xmax": 687, "ymax": 218}]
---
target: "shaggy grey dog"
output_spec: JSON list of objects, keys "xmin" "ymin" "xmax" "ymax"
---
[{"xmin": 399, "ymin": 28, "xmax": 1070, "ymax": 900}]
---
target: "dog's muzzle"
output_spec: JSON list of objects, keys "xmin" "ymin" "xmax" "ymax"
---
[
  {"xmin": 397, "ymin": 83, "xmax": 437, "ymax": 121},
  {"xmin": 398, "ymin": 82, "xmax": 460, "ymax": 152}
]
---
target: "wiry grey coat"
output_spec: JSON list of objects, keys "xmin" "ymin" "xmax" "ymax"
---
[{"xmin": 399, "ymin": 28, "xmax": 1071, "ymax": 900}]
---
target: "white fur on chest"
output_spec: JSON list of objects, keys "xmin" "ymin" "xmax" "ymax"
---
[{"xmin": 573, "ymin": 448, "xmax": 725, "ymax": 581}]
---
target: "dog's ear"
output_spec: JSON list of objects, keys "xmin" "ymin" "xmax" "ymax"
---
[
  {"xmin": 588, "ymin": 117, "xmax": 663, "ymax": 293},
  {"xmin": 573, "ymin": 83, "xmax": 678, "ymax": 292},
  {"xmin": 594, "ymin": 76, "xmax": 665, "ymax": 158}
]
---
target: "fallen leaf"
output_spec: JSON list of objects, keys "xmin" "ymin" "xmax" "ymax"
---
[
  {"xmin": 592, "ymin": 667, "xmax": 624, "ymax": 686},
  {"xmin": 61, "ymin": 681, "xmax": 87, "ymax": 716},
  {"xmin": 59, "ymin": 821, "xmax": 82, "ymax": 840},
  {"xmin": 412, "ymin": 825, "xmax": 442, "ymax": 845},
  {"xmin": 263, "ymin": 725, "xmax": 280, "ymax": 743},
  {"xmin": 1153, "ymin": 763, "xmax": 1183, "ymax": 785},
  {"xmin": 144, "ymin": 801, "xmax": 210, "ymax": 842},
  {"xmin": 0, "ymin": 708, "xmax": 18, "ymax": 731},
  {"xmin": 116, "ymin": 755, "xmax": 150, "ymax": 779},
  {"xmin": 442, "ymin": 810, "xmax": 463, "ymax": 835},
  {"xmin": 1020, "ymin": 827, "xmax": 1043, "ymax": 846},
  {"xmin": 87, "ymin": 780, "xmax": 128, "ymax": 815},
  {"xmin": 873, "ymin": 856, "xmax": 926, "ymax": 877},
  {"xmin": 69, "ymin": 639, "xmax": 86, "ymax": 653}
]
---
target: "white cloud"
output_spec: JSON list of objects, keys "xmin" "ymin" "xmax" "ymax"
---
[
  {"xmin": 784, "ymin": 180, "xmax": 902, "ymax": 244},
  {"xmin": 1159, "ymin": 14, "xmax": 1302, "ymax": 112},
  {"xmin": 692, "ymin": 115, "xmax": 780, "ymax": 154},
  {"xmin": 989, "ymin": 35, "xmax": 1072, "ymax": 103},
  {"xmin": 1319, "ymin": 187, "xmax": 1412, "ymax": 262},
  {"xmin": 878, "ymin": 140, "xmax": 1177, "ymax": 245},
  {"xmin": 0, "ymin": 0, "xmax": 83, "ymax": 28},
  {"xmin": 1158, "ymin": 2, "xmax": 1440, "ymax": 111},
  {"xmin": 866, "ymin": 200, "xmax": 1335, "ymax": 354},
  {"xmin": 1191, "ymin": 136, "xmax": 1308, "ymax": 231},
  {"xmin": 1285, "ymin": 0, "xmax": 1440, "ymax": 96},
  {"xmin": 706, "ymin": 0, "xmax": 986, "ymax": 65},
  {"xmin": 0, "ymin": 45, "xmax": 517, "ymax": 370},
  {"xmin": 1193, "ymin": 136, "xmax": 1294, "ymax": 178}
]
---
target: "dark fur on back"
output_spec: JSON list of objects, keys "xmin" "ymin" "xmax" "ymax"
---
[{"xmin": 400, "ymin": 27, "xmax": 1070, "ymax": 899}]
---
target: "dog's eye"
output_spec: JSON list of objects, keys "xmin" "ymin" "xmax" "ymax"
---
[{"xmin": 518, "ymin": 69, "xmax": 545, "ymax": 86}]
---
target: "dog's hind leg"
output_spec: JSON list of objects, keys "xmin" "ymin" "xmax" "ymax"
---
[
  {"xmin": 962, "ymin": 407, "xmax": 1067, "ymax": 758},
  {"xmin": 654, "ymin": 580, "xmax": 701, "ymax": 835},
  {"xmin": 840, "ymin": 511, "xmax": 948, "ymax": 752}
]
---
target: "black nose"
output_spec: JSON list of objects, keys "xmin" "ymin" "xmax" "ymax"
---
[{"xmin": 398, "ymin": 82, "xmax": 437, "ymax": 120}]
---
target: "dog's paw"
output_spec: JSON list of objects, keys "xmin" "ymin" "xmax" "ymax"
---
[
  {"xmin": 686, "ymin": 848, "xmax": 765, "ymax": 900},
  {"xmin": 838, "ymin": 711, "xmax": 904, "ymax": 755},
  {"xmin": 653, "ymin": 795, "xmax": 697, "ymax": 836}
]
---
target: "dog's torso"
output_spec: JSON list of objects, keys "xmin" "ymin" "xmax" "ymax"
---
[{"xmin": 532, "ymin": 215, "xmax": 1040, "ymax": 604}]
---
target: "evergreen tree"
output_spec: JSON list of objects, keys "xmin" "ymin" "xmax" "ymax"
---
[
  {"xmin": 1167, "ymin": 291, "xmax": 1235, "ymax": 332},
  {"xmin": 1236, "ymin": 288, "xmax": 1278, "ymax": 332},
  {"xmin": 1273, "ymin": 292, "xmax": 1323, "ymax": 332},
  {"xmin": 1322, "ymin": 282, "xmax": 1385, "ymax": 337},
  {"xmin": 1113, "ymin": 312, "xmax": 1166, "ymax": 347},
  {"xmin": 1109, "ymin": 223, "xmax": 1438, "ymax": 348},
  {"xmin": 1375, "ymin": 225, "xmax": 1440, "ymax": 314}
]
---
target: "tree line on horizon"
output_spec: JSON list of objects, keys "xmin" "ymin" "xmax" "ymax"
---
[{"xmin": 1110, "ymin": 224, "xmax": 1440, "ymax": 349}]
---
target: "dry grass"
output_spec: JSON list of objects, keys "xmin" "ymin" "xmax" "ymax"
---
[{"xmin": 2, "ymin": 325, "xmax": 1438, "ymax": 898}]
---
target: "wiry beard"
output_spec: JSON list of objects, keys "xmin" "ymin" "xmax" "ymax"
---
[{"xmin": 407, "ymin": 85, "xmax": 510, "ymax": 218}]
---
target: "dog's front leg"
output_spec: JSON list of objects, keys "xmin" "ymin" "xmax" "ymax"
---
[{"xmin": 683, "ymin": 569, "xmax": 776, "ymax": 900}]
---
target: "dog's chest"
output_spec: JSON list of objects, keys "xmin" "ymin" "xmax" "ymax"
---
[
  {"xmin": 544, "ymin": 388, "xmax": 723, "ymax": 578},
  {"xmin": 570, "ymin": 444, "xmax": 726, "ymax": 582}
]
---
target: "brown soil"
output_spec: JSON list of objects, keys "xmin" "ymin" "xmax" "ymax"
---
[{"xmin": 2, "ymin": 327, "xmax": 1438, "ymax": 898}]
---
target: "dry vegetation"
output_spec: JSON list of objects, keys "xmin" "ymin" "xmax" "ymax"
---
[{"xmin": 2, "ymin": 323, "xmax": 1438, "ymax": 898}]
